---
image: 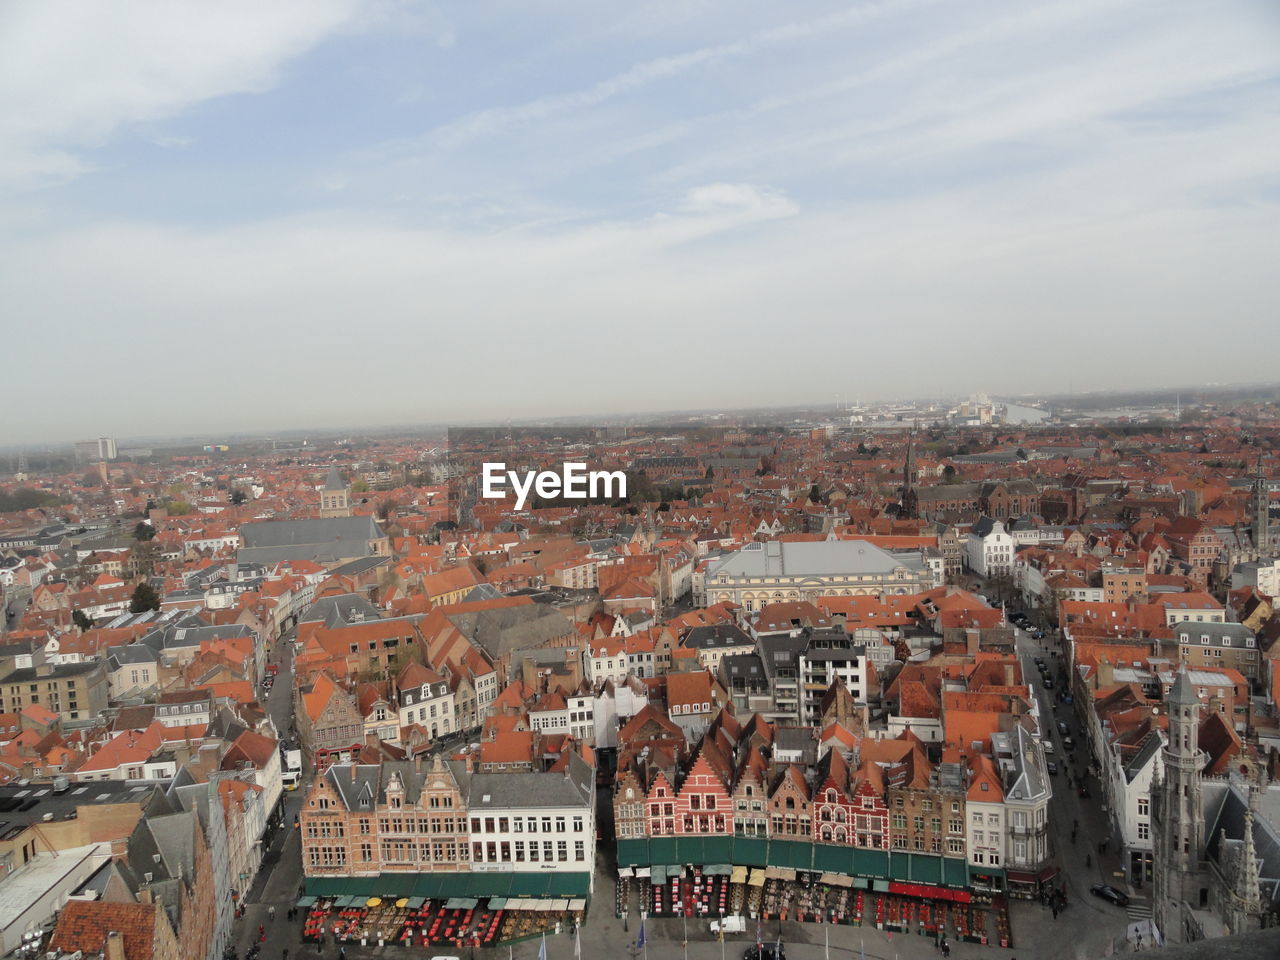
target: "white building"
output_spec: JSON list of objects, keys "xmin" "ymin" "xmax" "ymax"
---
[
  {"xmin": 397, "ymin": 664, "xmax": 457, "ymax": 740},
  {"xmin": 991, "ymin": 726, "xmax": 1054, "ymax": 898},
  {"xmin": 964, "ymin": 517, "xmax": 1015, "ymax": 578},
  {"xmin": 465, "ymin": 753, "xmax": 596, "ymax": 883},
  {"xmin": 1231, "ymin": 558, "xmax": 1280, "ymax": 598},
  {"xmin": 705, "ymin": 540, "xmax": 933, "ymax": 612}
]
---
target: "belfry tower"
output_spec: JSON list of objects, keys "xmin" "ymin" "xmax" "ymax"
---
[{"xmin": 1152, "ymin": 666, "xmax": 1204, "ymax": 941}]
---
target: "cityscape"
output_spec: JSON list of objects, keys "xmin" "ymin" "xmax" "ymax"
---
[{"xmin": 2, "ymin": 4, "xmax": 1278, "ymax": 960}]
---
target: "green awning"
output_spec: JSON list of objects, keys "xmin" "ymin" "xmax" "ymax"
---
[
  {"xmin": 295, "ymin": 896, "xmax": 316, "ymax": 908},
  {"xmin": 732, "ymin": 836, "xmax": 769, "ymax": 867},
  {"xmin": 649, "ymin": 866, "xmax": 666, "ymax": 884},
  {"xmin": 649, "ymin": 837, "xmax": 678, "ymax": 866},
  {"xmin": 488, "ymin": 898, "xmax": 507, "ymax": 909},
  {"xmin": 616, "ymin": 838, "xmax": 649, "ymax": 868},
  {"xmin": 333, "ymin": 896, "xmax": 357, "ymax": 908},
  {"xmin": 445, "ymin": 898, "xmax": 478, "ymax": 909},
  {"xmin": 771, "ymin": 839, "xmax": 814, "ymax": 871},
  {"xmin": 889, "ymin": 852, "xmax": 942, "ymax": 885},
  {"xmin": 676, "ymin": 836, "xmax": 706, "ymax": 863},
  {"xmin": 813, "ymin": 843, "xmax": 855, "ymax": 876},
  {"xmin": 704, "ymin": 864, "xmax": 731, "ymax": 876},
  {"xmin": 406, "ymin": 897, "xmax": 426, "ymax": 909},
  {"xmin": 851, "ymin": 847, "xmax": 888, "ymax": 879},
  {"xmin": 943, "ymin": 858, "xmax": 968, "ymax": 888}
]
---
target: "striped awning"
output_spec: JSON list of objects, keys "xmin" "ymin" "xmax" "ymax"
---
[
  {"xmin": 748, "ymin": 869, "xmax": 766, "ymax": 887},
  {"xmin": 730, "ymin": 866, "xmax": 749, "ymax": 884}
]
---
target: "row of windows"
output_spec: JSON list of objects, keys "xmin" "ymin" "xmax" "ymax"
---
[
  {"xmin": 470, "ymin": 815, "xmax": 584, "ymax": 834},
  {"xmin": 471, "ymin": 840, "xmax": 585, "ymax": 863}
]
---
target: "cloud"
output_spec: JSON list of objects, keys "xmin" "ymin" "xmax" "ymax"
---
[
  {"xmin": 0, "ymin": 0, "xmax": 372, "ymax": 190},
  {"xmin": 432, "ymin": 0, "xmax": 940, "ymax": 148},
  {"xmin": 1, "ymin": 167, "xmax": 1275, "ymax": 442}
]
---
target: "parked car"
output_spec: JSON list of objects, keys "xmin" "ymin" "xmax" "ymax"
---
[
  {"xmin": 1042, "ymin": 740, "xmax": 1055, "ymax": 756},
  {"xmin": 712, "ymin": 917, "xmax": 746, "ymax": 935},
  {"xmin": 1047, "ymin": 760, "xmax": 1059, "ymax": 775},
  {"xmin": 1043, "ymin": 678, "xmax": 1054, "ymax": 689},
  {"xmin": 1063, "ymin": 737, "xmax": 1075, "ymax": 751},
  {"xmin": 1090, "ymin": 884, "xmax": 1130, "ymax": 907}
]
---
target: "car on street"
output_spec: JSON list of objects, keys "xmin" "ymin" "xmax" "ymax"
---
[
  {"xmin": 1043, "ymin": 678, "xmax": 1054, "ymax": 689},
  {"xmin": 1057, "ymin": 721, "xmax": 1069, "ymax": 736},
  {"xmin": 1063, "ymin": 737, "xmax": 1075, "ymax": 750},
  {"xmin": 1042, "ymin": 741, "xmax": 1055, "ymax": 755},
  {"xmin": 1090, "ymin": 884, "xmax": 1130, "ymax": 907},
  {"xmin": 1047, "ymin": 760, "xmax": 1058, "ymax": 775}
]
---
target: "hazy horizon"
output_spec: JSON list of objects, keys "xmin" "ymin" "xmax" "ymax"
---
[{"xmin": 3, "ymin": 0, "xmax": 1277, "ymax": 445}]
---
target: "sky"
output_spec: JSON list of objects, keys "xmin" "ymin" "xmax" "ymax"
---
[{"xmin": 1, "ymin": 0, "xmax": 1278, "ymax": 445}]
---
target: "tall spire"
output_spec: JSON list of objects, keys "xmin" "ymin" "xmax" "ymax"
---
[{"xmin": 1252, "ymin": 455, "xmax": 1270, "ymax": 556}]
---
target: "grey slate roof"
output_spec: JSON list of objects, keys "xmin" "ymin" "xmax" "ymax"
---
[
  {"xmin": 709, "ymin": 539, "xmax": 924, "ymax": 579},
  {"xmin": 299, "ymin": 593, "xmax": 383, "ymax": 626},
  {"xmin": 239, "ymin": 515, "xmax": 383, "ymax": 563},
  {"xmin": 683, "ymin": 623, "xmax": 754, "ymax": 650}
]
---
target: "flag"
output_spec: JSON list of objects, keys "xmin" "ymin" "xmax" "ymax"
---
[
  {"xmin": 824, "ymin": 924, "xmax": 830, "ymax": 960},
  {"xmin": 756, "ymin": 920, "xmax": 763, "ymax": 947},
  {"xmin": 717, "ymin": 920, "xmax": 724, "ymax": 943},
  {"xmin": 575, "ymin": 925, "xmax": 581, "ymax": 960},
  {"xmin": 538, "ymin": 932, "xmax": 547, "ymax": 960},
  {"xmin": 860, "ymin": 937, "xmax": 865, "ymax": 960},
  {"xmin": 637, "ymin": 920, "xmax": 646, "ymax": 950}
]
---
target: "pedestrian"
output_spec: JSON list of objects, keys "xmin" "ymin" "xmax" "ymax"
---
[
  {"xmin": 269, "ymin": 906, "xmax": 275, "ymax": 920},
  {"xmin": 339, "ymin": 949, "xmax": 345, "ymax": 960}
]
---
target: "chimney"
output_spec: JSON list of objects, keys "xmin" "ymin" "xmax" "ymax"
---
[
  {"xmin": 966, "ymin": 629, "xmax": 980, "ymax": 657},
  {"xmin": 349, "ymin": 762, "xmax": 357, "ymax": 782},
  {"xmin": 414, "ymin": 754, "xmax": 422, "ymax": 775},
  {"xmin": 464, "ymin": 752, "xmax": 474, "ymax": 774},
  {"xmin": 105, "ymin": 931, "xmax": 126, "ymax": 960}
]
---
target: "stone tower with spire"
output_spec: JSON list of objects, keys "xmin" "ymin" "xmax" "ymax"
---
[
  {"xmin": 901, "ymin": 434, "xmax": 918, "ymax": 519},
  {"xmin": 1153, "ymin": 665, "xmax": 1206, "ymax": 941},
  {"xmin": 1252, "ymin": 455, "xmax": 1270, "ymax": 557},
  {"xmin": 319, "ymin": 466, "xmax": 352, "ymax": 518}
]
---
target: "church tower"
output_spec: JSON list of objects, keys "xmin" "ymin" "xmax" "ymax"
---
[
  {"xmin": 901, "ymin": 434, "xmax": 918, "ymax": 519},
  {"xmin": 1153, "ymin": 665, "xmax": 1205, "ymax": 941},
  {"xmin": 319, "ymin": 466, "xmax": 352, "ymax": 518},
  {"xmin": 1252, "ymin": 456, "xmax": 1270, "ymax": 556}
]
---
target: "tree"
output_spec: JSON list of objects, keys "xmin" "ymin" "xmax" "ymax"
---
[
  {"xmin": 72, "ymin": 609, "xmax": 93, "ymax": 631},
  {"xmin": 808, "ymin": 483, "xmax": 823, "ymax": 504},
  {"xmin": 230, "ymin": 489, "xmax": 248, "ymax": 505},
  {"xmin": 133, "ymin": 521, "xmax": 156, "ymax": 541},
  {"xmin": 942, "ymin": 464, "xmax": 959, "ymax": 484},
  {"xmin": 129, "ymin": 581, "xmax": 162, "ymax": 613}
]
